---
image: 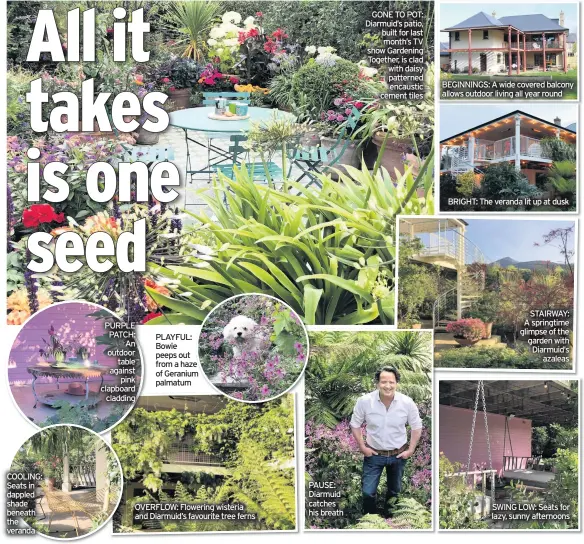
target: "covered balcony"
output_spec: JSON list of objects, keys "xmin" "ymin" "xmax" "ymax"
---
[
  {"xmin": 440, "ymin": 111, "xmax": 577, "ymax": 174},
  {"xmin": 400, "ymin": 218, "xmax": 484, "ymax": 270}
]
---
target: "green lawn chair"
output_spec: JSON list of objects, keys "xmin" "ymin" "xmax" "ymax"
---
[
  {"xmin": 199, "ymin": 92, "xmax": 251, "ymax": 181},
  {"xmin": 289, "ymin": 106, "xmax": 362, "ymax": 187},
  {"xmin": 213, "ymin": 134, "xmax": 282, "ymax": 181}
]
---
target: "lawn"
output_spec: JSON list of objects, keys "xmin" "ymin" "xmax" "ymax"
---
[{"xmin": 441, "ymin": 70, "xmax": 577, "ymax": 100}]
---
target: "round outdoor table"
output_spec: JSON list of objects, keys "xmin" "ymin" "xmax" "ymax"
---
[
  {"xmin": 27, "ymin": 364, "xmax": 110, "ymax": 408},
  {"xmin": 169, "ymin": 106, "xmax": 294, "ymax": 180}
]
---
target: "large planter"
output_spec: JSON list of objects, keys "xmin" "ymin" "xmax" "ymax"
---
[
  {"xmin": 482, "ymin": 322, "xmax": 493, "ymax": 339},
  {"xmin": 168, "ymin": 88, "xmax": 191, "ymax": 111},
  {"xmin": 372, "ymin": 132, "xmax": 411, "ymax": 175},
  {"xmin": 135, "ymin": 114, "xmax": 160, "ymax": 145},
  {"xmin": 321, "ymin": 136, "xmax": 360, "ymax": 179},
  {"xmin": 453, "ymin": 336, "xmax": 481, "ymax": 347},
  {"xmin": 411, "ymin": 323, "xmax": 422, "ymax": 330}
]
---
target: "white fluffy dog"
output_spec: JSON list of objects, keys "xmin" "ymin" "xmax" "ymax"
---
[{"xmin": 223, "ymin": 315, "xmax": 264, "ymax": 357}]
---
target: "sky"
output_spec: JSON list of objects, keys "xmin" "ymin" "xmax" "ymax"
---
[
  {"xmin": 439, "ymin": 104, "xmax": 578, "ymax": 139},
  {"xmin": 440, "ymin": 2, "xmax": 579, "ymax": 39},
  {"xmin": 464, "ymin": 220, "xmax": 576, "ymax": 263}
]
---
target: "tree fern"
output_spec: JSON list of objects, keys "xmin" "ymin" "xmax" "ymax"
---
[{"xmin": 391, "ymin": 497, "xmax": 432, "ymax": 529}]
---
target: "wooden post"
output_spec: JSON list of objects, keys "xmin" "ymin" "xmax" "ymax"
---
[
  {"xmin": 563, "ymin": 32, "xmax": 568, "ymax": 72},
  {"xmin": 468, "ymin": 29, "xmax": 472, "ymax": 75},
  {"xmin": 516, "ymin": 32, "xmax": 520, "ymax": 74},
  {"xmin": 508, "ymin": 27, "xmax": 512, "ymax": 75},
  {"xmin": 542, "ymin": 32, "xmax": 546, "ymax": 71},
  {"xmin": 523, "ymin": 34, "xmax": 527, "ymax": 72}
]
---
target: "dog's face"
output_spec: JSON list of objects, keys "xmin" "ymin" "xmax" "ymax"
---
[{"xmin": 223, "ymin": 315, "xmax": 258, "ymax": 343}]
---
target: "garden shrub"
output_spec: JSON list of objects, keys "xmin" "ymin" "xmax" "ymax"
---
[
  {"xmin": 540, "ymin": 138, "xmax": 577, "ymax": 162},
  {"xmin": 439, "ymin": 454, "xmax": 489, "ymax": 529},
  {"xmin": 477, "ymin": 162, "xmax": 541, "ymax": 209},
  {"xmin": 7, "ymin": 67, "xmax": 35, "ymax": 136},
  {"xmin": 435, "ymin": 346, "xmax": 570, "ymax": 370},
  {"xmin": 455, "ymin": 170, "xmax": 476, "ymax": 197},
  {"xmin": 290, "ymin": 58, "xmax": 360, "ymax": 116},
  {"xmin": 547, "ymin": 448, "xmax": 578, "ymax": 528}
]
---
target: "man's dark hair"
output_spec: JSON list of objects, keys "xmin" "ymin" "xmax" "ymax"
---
[{"xmin": 375, "ymin": 366, "xmax": 400, "ymax": 383}]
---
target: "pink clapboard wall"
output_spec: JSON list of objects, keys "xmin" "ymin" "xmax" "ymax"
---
[
  {"xmin": 439, "ymin": 404, "xmax": 532, "ymax": 474},
  {"xmin": 8, "ymin": 303, "xmax": 118, "ymax": 386}
]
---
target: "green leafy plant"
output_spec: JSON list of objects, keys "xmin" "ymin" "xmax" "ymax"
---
[
  {"xmin": 439, "ymin": 454, "xmax": 488, "ymax": 529},
  {"xmin": 466, "ymin": 292, "xmax": 500, "ymax": 323},
  {"xmin": 540, "ymin": 138, "xmax": 577, "ymax": 162},
  {"xmin": 456, "ymin": 170, "xmax": 477, "ymax": 197},
  {"xmin": 147, "ymin": 151, "xmax": 434, "ymax": 326},
  {"xmin": 163, "ymin": 1, "xmax": 222, "ymax": 61},
  {"xmin": 547, "ymin": 160, "xmax": 576, "ymax": 197}
]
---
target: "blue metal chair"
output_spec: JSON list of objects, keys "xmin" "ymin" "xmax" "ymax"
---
[
  {"xmin": 197, "ymin": 92, "xmax": 251, "ymax": 183},
  {"xmin": 212, "ymin": 134, "xmax": 282, "ymax": 183},
  {"xmin": 289, "ymin": 106, "xmax": 362, "ymax": 187}
]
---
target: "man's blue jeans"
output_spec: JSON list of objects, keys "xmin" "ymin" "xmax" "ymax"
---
[{"xmin": 362, "ymin": 454, "xmax": 406, "ymax": 515}]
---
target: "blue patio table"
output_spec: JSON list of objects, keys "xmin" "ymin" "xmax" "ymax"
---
[{"xmin": 169, "ymin": 106, "xmax": 295, "ymax": 182}]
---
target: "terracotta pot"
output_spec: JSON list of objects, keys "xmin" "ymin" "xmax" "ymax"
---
[
  {"xmin": 483, "ymin": 322, "xmax": 493, "ymax": 339},
  {"xmin": 135, "ymin": 114, "xmax": 160, "ymax": 145},
  {"xmin": 168, "ymin": 88, "xmax": 192, "ymax": 110},
  {"xmin": 453, "ymin": 336, "xmax": 481, "ymax": 347},
  {"xmin": 320, "ymin": 136, "xmax": 360, "ymax": 179},
  {"xmin": 372, "ymin": 132, "xmax": 411, "ymax": 175},
  {"xmin": 411, "ymin": 323, "xmax": 422, "ymax": 329},
  {"xmin": 45, "ymin": 477, "xmax": 56, "ymax": 491}
]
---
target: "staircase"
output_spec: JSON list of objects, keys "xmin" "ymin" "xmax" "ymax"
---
[
  {"xmin": 431, "ymin": 232, "xmax": 487, "ymax": 331},
  {"xmin": 446, "ymin": 146, "xmax": 485, "ymax": 175}
]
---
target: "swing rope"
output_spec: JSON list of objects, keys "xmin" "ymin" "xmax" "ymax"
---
[{"xmin": 465, "ymin": 380, "xmax": 495, "ymax": 506}]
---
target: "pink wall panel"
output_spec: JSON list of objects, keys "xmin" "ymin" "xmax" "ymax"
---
[
  {"xmin": 8, "ymin": 303, "xmax": 118, "ymax": 386},
  {"xmin": 439, "ymin": 404, "xmax": 532, "ymax": 474}
]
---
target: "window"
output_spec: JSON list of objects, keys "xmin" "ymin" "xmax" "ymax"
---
[
  {"xmin": 497, "ymin": 54, "xmax": 502, "ymax": 63},
  {"xmin": 483, "ymin": 30, "xmax": 489, "ymax": 40},
  {"xmin": 454, "ymin": 31, "xmax": 460, "ymax": 41}
]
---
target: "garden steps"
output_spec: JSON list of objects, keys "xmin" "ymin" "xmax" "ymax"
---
[{"xmin": 434, "ymin": 333, "xmax": 507, "ymax": 353}]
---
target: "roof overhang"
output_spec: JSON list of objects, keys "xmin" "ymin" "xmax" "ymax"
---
[
  {"xmin": 441, "ymin": 110, "xmax": 577, "ymax": 145},
  {"xmin": 439, "ymin": 380, "xmax": 576, "ymax": 426}
]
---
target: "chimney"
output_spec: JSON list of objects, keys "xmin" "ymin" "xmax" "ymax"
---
[
  {"xmin": 492, "ymin": 11, "xmax": 496, "ymax": 18},
  {"xmin": 560, "ymin": 10, "xmax": 565, "ymax": 27},
  {"xmin": 554, "ymin": 116, "xmax": 562, "ymax": 126}
]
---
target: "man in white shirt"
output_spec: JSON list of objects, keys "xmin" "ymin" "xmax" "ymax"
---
[{"xmin": 350, "ymin": 366, "xmax": 423, "ymax": 516}]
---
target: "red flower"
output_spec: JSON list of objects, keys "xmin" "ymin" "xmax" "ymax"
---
[
  {"xmin": 247, "ymin": 28, "xmax": 259, "ymax": 39},
  {"xmin": 238, "ymin": 31, "xmax": 247, "ymax": 44},
  {"xmin": 255, "ymin": 11, "xmax": 263, "ymax": 17},
  {"xmin": 264, "ymin": 39, "xmax": 278, "ymax": 54},
  {"xmin": 161, "ymin": 77, "xmax": 170, "ymax": 84},
  {"xmin": 271, "ymin": 28, "xmax": 288, "ymax": 40},
  {"xmin": 142, "ymin": 312, "xmax": 162, "ymax": 324},
  {"xmin": 22, "ymin": 204, "xmax": 65, "ymax": 228},
  {"xmin": 169, "ymin": 86, "xmax": 176, "ymax": 91},
  {"xmin": 229, "ymin": 76, "xmax": 239, "ymax": 84}
]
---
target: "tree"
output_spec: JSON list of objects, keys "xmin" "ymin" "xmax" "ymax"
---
[{"xmin": 534, "ymin": 225, "xmax": 575, "ymax": 276}]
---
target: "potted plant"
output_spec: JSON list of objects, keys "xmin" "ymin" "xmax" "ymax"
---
[
  {"xmin": 446, "ymin": 318, "xmax": 486, "ymax": 347},
  {"xmin": 468, "ymin": 292, "xmax": 499, "ymax": 339},
  {"xmin": 39, "ymin": 325, "xmax": 69, "ymax": 363},
  {"xmin": 158, "ymin": 58, "xmax": 203, "ymax": 110}
]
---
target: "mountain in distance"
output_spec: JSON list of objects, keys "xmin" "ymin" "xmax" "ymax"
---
[{"xmin": 490, "ymin": 256, "xmax": 567, "ymax": 271}]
